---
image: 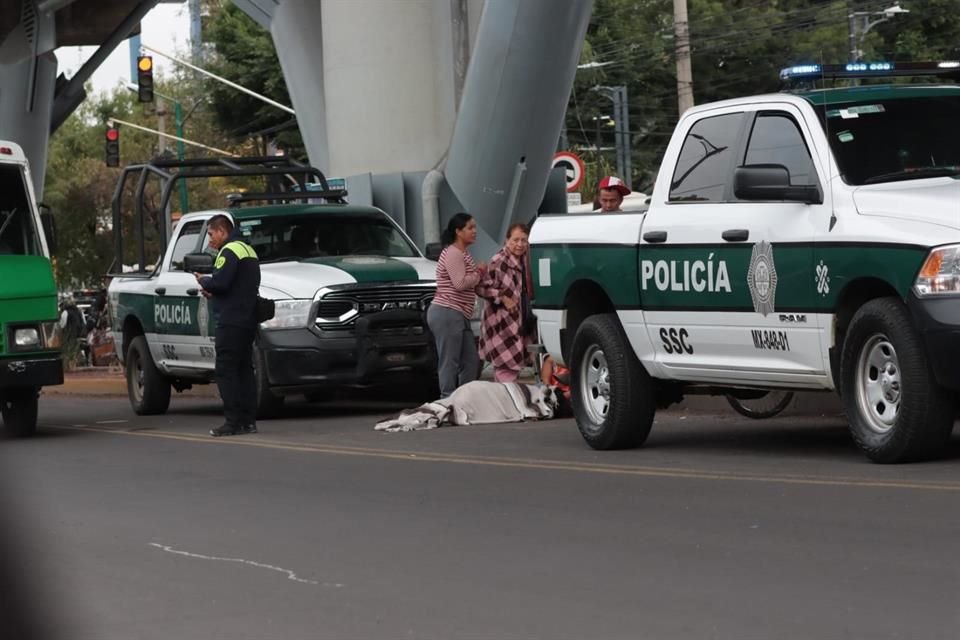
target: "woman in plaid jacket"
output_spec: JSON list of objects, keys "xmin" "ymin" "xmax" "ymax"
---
[{"xmin": 477, "ymin": 224, "xmax": 531, "ymax": 382}]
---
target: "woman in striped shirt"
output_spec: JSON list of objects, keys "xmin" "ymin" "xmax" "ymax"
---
[{"xmin": 427, "ymin": 213, "xmax": 487, "ymax": 398}]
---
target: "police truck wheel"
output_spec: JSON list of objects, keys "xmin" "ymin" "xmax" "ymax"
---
[
  {"xmin": 1, "ymin": 389, "xmax": 39, "ymax": 437},
  {"xmin": 570, "ymin": 314, "xmax": 655, "ymax": 450},
  {"xmin": 126, "ymin": 336, "xmax": 171, "ymax": 415},
  {"xmin": 840, "ymin": 298, "xmax": 954, "ymax": 463},
  {"xmin": 254, "ymin": 346, "xmax": 284, "ymax": 418},
  {"xmin": 725, "ymin": 391, "xmax": 794, "ymax": 419}
]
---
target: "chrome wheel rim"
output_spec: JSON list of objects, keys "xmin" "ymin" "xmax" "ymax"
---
[
  {"xmin": 855, "ymin": 334, "xmax": 901, "ymax": 434},
  {"xmin": 580, "ymin": 344, "xmax": 611, "ymax": 427}
]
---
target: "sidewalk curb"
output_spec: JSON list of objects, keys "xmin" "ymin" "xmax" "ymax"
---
[{"xmin": 48, "ymin": 373, "xmax": 219, "ymax": 398}]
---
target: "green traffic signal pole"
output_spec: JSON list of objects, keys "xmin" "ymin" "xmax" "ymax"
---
[{"xmin": 128, "ymin": 83, "xmax": 190, "ymax": 213}]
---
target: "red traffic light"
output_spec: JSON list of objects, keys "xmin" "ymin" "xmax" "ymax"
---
[{"xmin": 105, "ymin": 127, "xmax": 119, "ymax": 141}]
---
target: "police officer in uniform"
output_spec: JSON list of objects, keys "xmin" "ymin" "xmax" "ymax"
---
[{"xmin": 196, "ymin": 214, "xmax": 262, "ymax": 437}]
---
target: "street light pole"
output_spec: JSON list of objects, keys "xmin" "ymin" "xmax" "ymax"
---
[
  {"xmin": 848, "ymin": 3, "xmax": 910, "ymax": 61},
  {"xmin": 593, "ymin": 85, "xmax": 632, "ymax": 183}
]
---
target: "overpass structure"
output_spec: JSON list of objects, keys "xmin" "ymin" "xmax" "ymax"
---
[{"xmin": 0, "ymin": 0, "xmax": 592, "ymax": 254}]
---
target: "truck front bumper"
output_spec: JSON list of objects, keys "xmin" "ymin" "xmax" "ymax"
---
[
  {"xmin": 0, "ymin": 354, "xmax": 63, "ymax": 389},
  {"xmin": 907, "ymin": 293, "xmax": 960, "ymax": 391},
  {"xmin": 259, "ymin": 310, "xmax": 435, "ymax": 391}
]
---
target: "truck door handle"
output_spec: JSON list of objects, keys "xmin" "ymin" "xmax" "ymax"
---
[
  {"xmin": 154, "ymin": 287, "xmax": 166, "ymax": 295},
  {"xmin": 643, "ymin": 230, "xmax": 668, "ymax": 243},
  {"xmin": 186, "ymin": 288, "xmax": 199, "ymax": 297},
  {"xmin": 722, "ymin": 229, "xmax": 749, "ymax": 242}
]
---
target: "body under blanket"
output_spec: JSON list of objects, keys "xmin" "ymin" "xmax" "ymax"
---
[{"xmin": 375, "ymin": 381, "xmax": 559, "ymax": 432}]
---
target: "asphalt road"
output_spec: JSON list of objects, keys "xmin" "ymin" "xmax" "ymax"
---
[{"xmin": 2, "ymin": 394, "xmax": 958, "ymax": 640}]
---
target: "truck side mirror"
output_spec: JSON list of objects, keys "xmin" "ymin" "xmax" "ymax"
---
[
  {"xmin": 184, "ymin": 252, "xmax": 215, "ymax": 274},
  {"xmin": 39, "ymin": 203, "xmax": 57, "ymax": 255},
  {"xmin": 425, "ymin": 242, "xmax": 443, "ymax": 261},
  {"xmin": 734, "ymin": 164, "xmax": 822, "ymax": 204}
]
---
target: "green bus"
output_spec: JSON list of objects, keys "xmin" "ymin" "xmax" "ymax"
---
[{"xmin": 0, "ymin": 141, "xmax": 62, "ymax": 437}]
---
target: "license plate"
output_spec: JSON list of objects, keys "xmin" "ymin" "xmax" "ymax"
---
[{"xmin": 385, "ymin": 352, "xmax": 408, "ymax": 363}]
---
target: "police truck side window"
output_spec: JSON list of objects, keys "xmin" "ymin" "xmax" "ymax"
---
[
  {"xmin": 669, "ymin": 113, "xmax": 744, "ymax": 203},
  {"xmin": 169, "ymin": 221, "xmax": 204, "ymax": 271},
  {"xmin": 744, "ymin": 113, "xmax": 817, "ymax": 187}
]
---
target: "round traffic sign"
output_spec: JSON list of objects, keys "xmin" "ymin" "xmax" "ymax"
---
[{"xmin": 552, "ymin": 151, "xmax": 585, "ymax": 192}]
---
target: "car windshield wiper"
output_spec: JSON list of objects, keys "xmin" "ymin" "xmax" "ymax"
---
[{"xmin": 863, "ymin": 167, "xmax": 960, "ymax": 185}]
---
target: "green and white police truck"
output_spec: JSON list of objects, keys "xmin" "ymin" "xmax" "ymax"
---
[
  {"xmin": 0, "ymin": 141, "xmax": 63, "ymax": 437},
  {"xmin": 108, "ymin": 157, "xmax": 438, "ymax": 418},
  {"xmin": 530, "ymin": 62, "xmax": 960, "ymax": 463}
]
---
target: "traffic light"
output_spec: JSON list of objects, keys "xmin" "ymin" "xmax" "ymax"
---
[
  {"xmin": 137, "ymin": 55, "xmax": 154, "ymax": 102},
  {"xmin": 105, "ymin": 127, "xmax": 120, "ymax": 167}
]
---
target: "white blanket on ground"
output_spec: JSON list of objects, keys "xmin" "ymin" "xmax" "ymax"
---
[{"xmin": 375, "ymin": 381, "xmax": 559, "ymax": 432}]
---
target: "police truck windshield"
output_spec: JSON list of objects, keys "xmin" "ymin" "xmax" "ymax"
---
[
  {"xmin": 816, "ymin": 93, "xmax": 960, "ymax": 186},
  {"xmin": 0, "ymin": 165, "xmax": 41, "ymax": 256},
  {"xmin": 236, "ymin": 213, "xmax": 419, "ymax": 262}
]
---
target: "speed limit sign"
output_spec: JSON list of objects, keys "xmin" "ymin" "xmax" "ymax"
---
[{"xmin": 552, "ymin": 151, "xmax": 585, "ymax": 192}]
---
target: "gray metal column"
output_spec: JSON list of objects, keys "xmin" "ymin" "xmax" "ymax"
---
[
  {"xmin": 269, "ymin": 0, "xmax": 329, "ymax": 173},
  {"xmin": 444, "ymin": 0, "xmax": 592, "ymax": 247},
  {"xmin": 0, "ymin": 52, "xmax": 57, "ymax": 197}
]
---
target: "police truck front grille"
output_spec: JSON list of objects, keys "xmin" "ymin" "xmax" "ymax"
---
[
  {"xmin": 314, "ymin": 286, "xmax": 434, "ymax": 334},
  {"xmin": 316, "ymin": 300, "xmax": 354, "ymax": 318}
]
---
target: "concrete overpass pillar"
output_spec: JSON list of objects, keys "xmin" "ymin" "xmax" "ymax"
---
[
  {"xmin": 0, "ymin": 53, "xmax": 58, "ymax": 198},
  {"xmin": 270, "ymin": 0, "xmax": 330, "ymax": 173},
  {"xmin": 444, "ymin": 0, "xmax": 592, "ymax": 244},
  {"xmin": 314, "ymin": 0, "xmax": 462, "ymax": 177}
]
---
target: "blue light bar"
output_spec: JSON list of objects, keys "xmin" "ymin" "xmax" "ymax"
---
[
  {"xmin": 779, "ymin": 61, "xmax": 960, "ymax": 85},
  {"xmin": 780, "ymin": 64, "xmax": 821, "ymax": 80}
]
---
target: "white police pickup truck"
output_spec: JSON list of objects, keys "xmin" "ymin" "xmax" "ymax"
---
[
  {"xmin": 530, "ymin": 62, "xmax": 960, "ymax": 462},
  {"xmin": 110, "ymin": 190, "xmax": 438, "ymax": 418}
]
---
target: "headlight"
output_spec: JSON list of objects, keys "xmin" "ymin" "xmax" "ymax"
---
[
  {"xmin": 259, "ymin": 299, "xmax": 313, "ymax": 329},
  {"xmin": 14, "ymin": 327, "xmax": 40, "ymax": 348},
  {"xmin": 914, "ymin": 245, "xmax": 960, "ymax": 296}
]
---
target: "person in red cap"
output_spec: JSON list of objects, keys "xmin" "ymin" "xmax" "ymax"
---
[{"xmin": 597, "ymin": 175, "xmax": 631, "ymax": 212}]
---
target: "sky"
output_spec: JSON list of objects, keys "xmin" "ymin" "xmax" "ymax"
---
[{"xmin": 55, "ymin": 3, "xmax": 193, "ymax": 96}]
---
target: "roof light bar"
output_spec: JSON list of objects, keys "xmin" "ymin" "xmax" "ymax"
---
[{"xmin": 780, "ymin": 60, "xmax": 960, "ymax": 83}]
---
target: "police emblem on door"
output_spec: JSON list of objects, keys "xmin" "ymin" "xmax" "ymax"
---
[{"xmin": 747, "ymin": 240, "xmax": 778, "ymax": 317}]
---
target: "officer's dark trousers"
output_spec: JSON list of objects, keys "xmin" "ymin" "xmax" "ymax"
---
[{"xmin": 215, "ymin": 325, "xmax": 257, "ymax": 427}]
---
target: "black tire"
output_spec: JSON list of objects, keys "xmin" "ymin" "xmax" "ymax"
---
[
  {"xmin": 253, "ymin": 346, "xmax": 284, "ymax": 418},
  {"xmin": 126, "ymin": 336, "xmax": 171, "ymax": 415},
  {"xmin": 570, "ymin": 313, "xmax": 655, "ymax": 450},
  {"xmin": 725, "ymin": 391, "xmax": 795, "ymax": 419},
  {"xmin": 0, "ymin": 388, "xmax": 39, "ymax": 437},
  {"xmin": 840, "ymin": 298, "xmax": 954, "ymax": 463}
]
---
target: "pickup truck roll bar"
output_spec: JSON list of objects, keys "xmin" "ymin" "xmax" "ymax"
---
[{"xmin": 108, "ymin": 155, "xmax": 338, "ymax": 278}]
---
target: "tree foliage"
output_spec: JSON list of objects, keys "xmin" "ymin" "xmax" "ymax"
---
[
  {"xmin": 569, "ymin": 0, "xmax": 960, "ymax": 192},
  {"xmin": 44, "ymin": 71, "xmax": 256, "ymax": 288},
  {"xmin": 202, "ymin": 0, "xmax": 304, "ymax": 158}
]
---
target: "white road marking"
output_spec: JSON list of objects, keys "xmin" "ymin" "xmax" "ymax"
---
[
  {"xmin": 149, "ymin": 542, "xmax": 339, "ymax": 587},
  {"xmin": 95, "ymin": 420, "xmax": 128, "ymax": 425}
]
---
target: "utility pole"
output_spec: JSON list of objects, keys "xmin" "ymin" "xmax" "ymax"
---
[
  {"xmin": 189, "ymin": 0, "xmax": 204, "ymax": 62},
  {"xmin": 673, "ymin": 0, "xmax": 694, "ymax": 115}
]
